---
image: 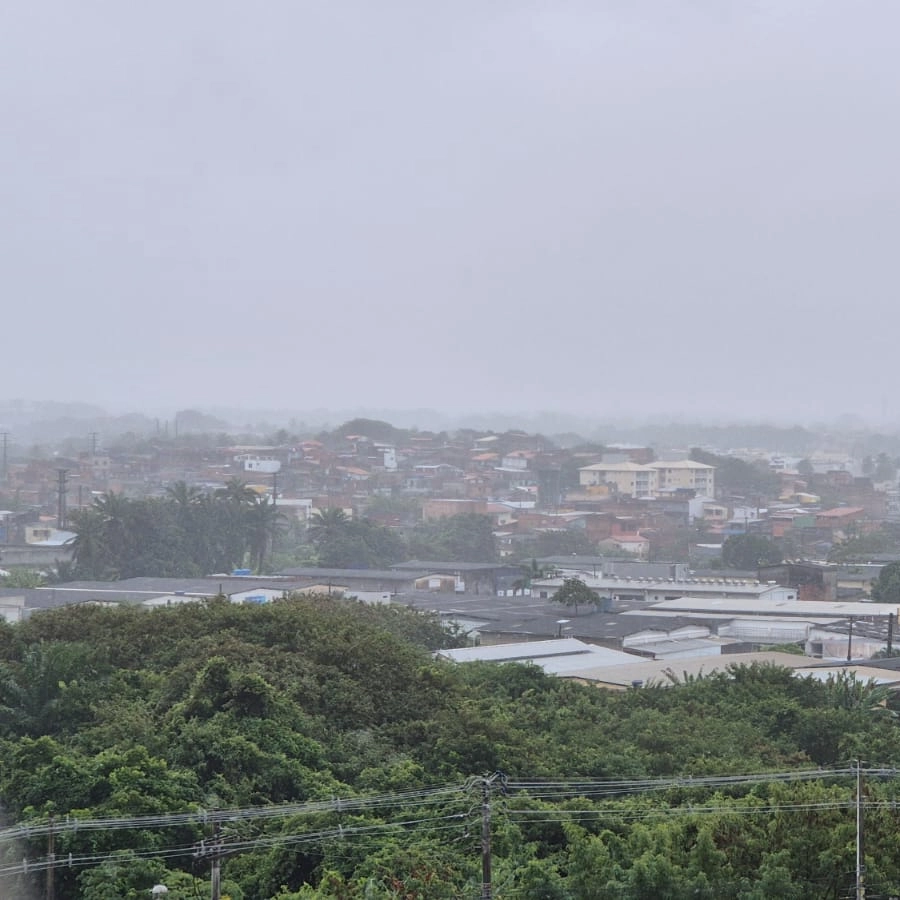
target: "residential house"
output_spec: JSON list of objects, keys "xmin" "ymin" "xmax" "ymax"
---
[
  {"xmin": 598, "ymin": 534, "xmax": 650, "ymax": 559},
  {"xmin": 422, "ymin": 498, "xmax": 488, "ymax": 521}
]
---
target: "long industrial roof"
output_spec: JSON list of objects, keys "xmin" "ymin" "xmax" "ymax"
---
[
  {"xmin": 437, "ymin": 638, "xmax": 641, "ymax": 671},
  {"xmin": 648, "ymin": 596, "xmax": 895, "ymax": 618}
]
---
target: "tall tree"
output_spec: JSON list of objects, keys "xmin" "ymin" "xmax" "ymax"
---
[
  {"xmin": 871, "ymin": 561, "xmax": 900, "ymax": 604},
  {"xmin": 91, "ymin": 491, "xmax": 133, "ymax": 568},
  {"xmin": 308, "ymin": 507, "xmax": 350, "ymax": 540},
  {"xmin": 164, "ymin": 480, "xmax": 204, "ymax": 508},
  {"xmin": 553, "ymin": 577, "xmax": 598, "ymax": 616},
  {"xmin": 67, "ymin": 507, "xmax": 112, "ymax": 579},
  {"xmin": 690, "ymin": 448, "xmax": 779, "ymax": 498},
  {"xmin": 244, "ymin": 496, "xmax": 288, "ymax": 573},
  {"xmin": 721, "ymin": 534, "xmax": 783, "ymax": 569},
  {"xmin": 215, "ymin": 477, "xmax": 258, "ymax": 506},
  {"xmin": 408, "ymin": 514, "xmax": 497, "ymax": 562},
  {"xmin": 309, "ymin": 508, "xmax": 406, "ymax": 569}
]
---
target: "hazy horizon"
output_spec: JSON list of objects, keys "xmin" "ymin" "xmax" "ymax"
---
[
  {"xmin": 0, "ymin": 398, "xmax": 895, "ymax": 445},
  {"xmin": 4, "ymin": 3, "xmax": 899, "ymax": 422}
]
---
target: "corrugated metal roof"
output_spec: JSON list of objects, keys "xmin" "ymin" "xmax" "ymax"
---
[
  {"xmin": 569, "ymin": 651, "xmax": 811, "ymax": 688},
  {"xmin": 438, "ymin": 638, "xmax": 638, "ymax": 669}
]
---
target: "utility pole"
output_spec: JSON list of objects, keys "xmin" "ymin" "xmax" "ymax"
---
[
  {"xmin": 888, "ymin": 613, "xmax": 894, "ymax": 657},
  {"xmin": 472, "ymin": 773, "xmax": 506, "ymax": 900},
  {"xmin": 847, "ymin": 616, "xmax": 855, "ymax": 663},
  {"xmin": 196, "ymin": 822, "xmax": 223, "ymax": 900},
  {"xmin": 0, "ymin": 432, "xmax": 8, "ymax": 482},
  {"xmin": 56, "ymin": 469, "xmax": 68, "ymax": 530},
  {"xmin": 480, "ymin": 779, "xmax": 492, "ymax": 900},
  {"xmin": 210, "ymin": 821, "xmax": 222, "ymax": 900},
  {"xmin": 856, "ymin": 760, "xmax": 866, "ymax": 900},
  {"xmin": 45, "ymin": 815, "xmax": 55, "ymax": 900}
]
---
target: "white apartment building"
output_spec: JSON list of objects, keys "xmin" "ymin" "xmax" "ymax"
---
[
  {"xmin": 649, "ymin": 460, "xmax": 715, "ymax": 496},
  {"xmin": 578, "ymin": 459, "xmax": 715, "ymax": 499},
  {"xmin": 578, "ymin": 462, "xmax": 658, "ymax": 498}
]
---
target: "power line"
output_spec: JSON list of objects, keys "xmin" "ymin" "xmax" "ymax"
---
[
  {"xmin": 2, "ymin": 766, "xmax": 891, "ymax": 846},
  {"xmin": 504, "ymin": 766, "xmax": 897, "ymax": 797},
  {"xmin": 0, "ymin": 812, "xmax": 473, "ymax": 878},
  {"xmin": 0, "ymin": 783, "xmax": 467, "ymax": 844},
  {"xmin": 2, "ymin": 765, "xmax": 897, "ymax": 882},
  {"xmin": 5, "ymin": 798, "xmax": 895, "ymax": 880},
  {"xmin": 5, "ymin": 766, "xmax": 885, "ymax": 846}
]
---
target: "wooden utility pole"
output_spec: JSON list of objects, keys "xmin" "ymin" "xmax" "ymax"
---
[
  {"xmin": 473, "ymin": 773, "xmax": 506, "ymax": 900},
  {"xmin": 195, "ymin": 820, "xmax": 223, "ymax": 900},
  {"xmin": 210, "ymin": 822, "xmax": 222, "ymax": 900},
  {"xmin": 45, "ymin": 815, "xmax": 55, "ymax": 900},
  {"xmin": 856, "ymin": 761, "xmax": 866, "ymax": 900},
  {"xmin": 480, "ymin": 779, "xmax": 492, "ymax": 900}
]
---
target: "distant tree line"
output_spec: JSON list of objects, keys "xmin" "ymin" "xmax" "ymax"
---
[
  {"xmin": 67, "ymin": 490, "xmax": 501, "ymax": 580},
  {"xmin": 68, "ymin": 479, "xmax": 289, "ymax": 579},
  {"xmin": 690, "ymin": 448, "xmax": 780, "ymax": 498}
]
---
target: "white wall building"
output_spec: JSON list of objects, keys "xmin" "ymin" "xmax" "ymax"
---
[{"xmin": 579, "ymin": 459, "xmax": 715, "ymax": 499}]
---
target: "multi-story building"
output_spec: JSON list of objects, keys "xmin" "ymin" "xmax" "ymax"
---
[
  {"xmin": 578, "ymin": 459, "xmax": 714, "ymax": 499},
  {"xmin": 649, "ymin": 460, "xmax": 715, "ymax": 496},
  {"xmin": 578, "ymin": 462, "xmax": 658, "ymax": 498}
]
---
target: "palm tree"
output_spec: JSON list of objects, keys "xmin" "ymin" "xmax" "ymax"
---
[
  {"xmin": 90, "ymin": 491, "xmax": 132, "ymax": 573},
  {"xmin": 191, "ymin": 492, "xmax": 242, "ymax": 574},
  {"xmin": 67, "ymin": 507, "xmax": 111, "ymax": 579},
  {"xmin": 245, "ymin": 496, "xmax": 289, "ymax": 573},
  {"xmin": 0, "ymin": 643, "xmax": 96, "ymax": 737},
  {"xmin": 92, "ymin": 490, "xmax": 131, "ymax": 519},
  {"xmin": 164, "ymin": 481, "xmax": 209, "ymax": 573},
  {"xmin": 210, "ymin": 479, "xmax": 258, "ymax": 572},
  {"xmin": 308, "ymin": 507, "xmax": 350, "ymax": 541},
  {"xmin": 165, "ymin": 480, "xmax": 204, "ymax": 508},
  {"xmin": 215, "ymin": 478, "xmax": 257, "ymax": 506}
]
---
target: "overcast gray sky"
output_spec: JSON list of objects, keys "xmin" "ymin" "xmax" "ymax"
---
[{"xmin": 2, "ymin": 2, "xmax": 898, "ymax": 424}]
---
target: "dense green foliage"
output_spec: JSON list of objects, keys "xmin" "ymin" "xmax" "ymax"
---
[
  {"xmin": 553, "ymin": 577, "xmax": 599, "ymax": 615},
  {"xmin": 871, "ymin": 560, "xmax": 900, "ymax": 604},
  {"xmin": 68, "ymin": 482, "xmax": 289, "ymax": 579},
  {"xmin": 689, "ymin": 448, "xmax": 779, "ymax": 499},
  {"xmin": 301, "ymin": 508, "xmax": 499, "ymax": 568},
  {"xmin": 68, "ymin": 492, "xmax": 497, "ymax": 579},
  {"xmin": 2, "ymin": 600, "xmax": 900, "ymax": 898},
  {"xmin": 862, "ymin": 452, "xmax": 898, "ymax": 483},
  {"xmin": 406, "ymin": 513, "xmax": 498, "ymax": 563},
  {"xmin": 516, "ymin": 528, "xmax": 599, "ymax": 561},
  {"xmin": 720, "ymin": 534, "xmax": 783, "ymax": 569},
  {"xmin": 828, "ymin": 528, "xmax": 900, "ymax": 562},
  {"xmin": 307, "ymin": 508, "xmax": 407, "ymax": 569}
]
